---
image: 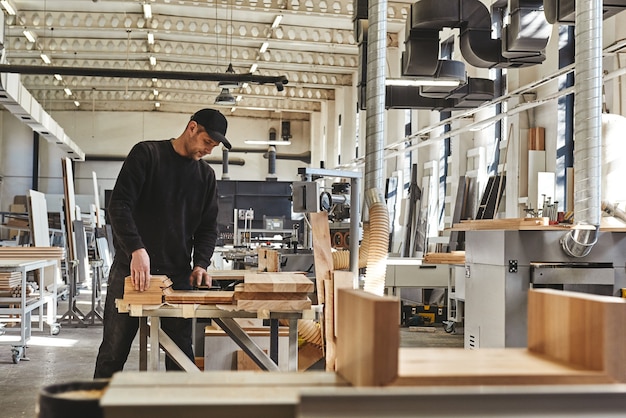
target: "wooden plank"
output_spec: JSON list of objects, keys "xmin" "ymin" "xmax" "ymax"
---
[
  {"xmin": 236, "ymin": 298, "xmax": 312, "ymax": 312},
  {"xmin": 164, "ymin": 290, "xmax": 234, "ymax": 304},
  {"xmin": 332, "ymin": 270, "xmax": 354, "ymax": 338},
  {"xmin": 243, "ymin": 272, "xmax": 314, "ymax": 293},
  {"xmin": 310, "ymin": 211, "xmax": 334, "ymax": 304},
  {"xmin": 527, "ymin": 288, "xmax": 626, "ymax": 383},
  {"xmin": 423, "ymin": 251, "xmax": 465, "ymax": 265},
  {"xmin": 233, "ymin": 285, "xmax": 308, "ymax": 301},
  {"xmin": 336, "ymin": 289, "xmax": 400, "ymax": 386},
  {"xmin": 122, "ymin": 275, "xmax": 172, "ymax": 305}
]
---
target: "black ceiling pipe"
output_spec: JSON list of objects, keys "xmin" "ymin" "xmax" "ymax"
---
[{"xmin": 0, "ymin": 64, "xmax": 289, "ymax": 91}]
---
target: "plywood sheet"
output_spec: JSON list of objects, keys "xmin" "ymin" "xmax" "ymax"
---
[{"xmin": 243, "ymin": 272, "xmax": 314, "ymax": 293}]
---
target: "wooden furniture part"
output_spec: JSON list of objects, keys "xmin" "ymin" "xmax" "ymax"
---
[
  {"xmin": 336, "ymin": 288, "xmax": 626, "ymax": 387},
  {"xmin": 257, "ymin": 247, "xmax": 280, "ymax": 272}
]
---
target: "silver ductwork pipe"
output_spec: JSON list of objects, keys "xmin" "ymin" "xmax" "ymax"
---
[
  {"xmin": 561, "ymin": 0, "xmax": 602, "ymax": 257},
  {"xmin": 364, "ymin": 0, "xmax": 387, "ymax": 192}
]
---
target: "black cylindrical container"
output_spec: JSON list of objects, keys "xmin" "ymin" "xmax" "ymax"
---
[{"xmin": 38, "ymin": 380, "xmax": 109, "ymax": 418}]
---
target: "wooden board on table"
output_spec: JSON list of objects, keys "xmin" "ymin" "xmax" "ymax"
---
[
  {"xmin": 450, "ymin": 217, "xmax": 556, "ymax": 231},
  {"xmin": 236, "ymin": 297, "xmax": 312, "ymax": 312},
  {"xmin": 207, "ymin": 270, "xmax": 247, "ymax": 280},
  {"xmin": 423, "ymin": 251, "xmax": 465, "ymax": 265},
  {"xmin": 243, "ymin": 272, "xmax": 314, "ymax": 293},
  {"xmin": 164, "ymin": 290, "xmax": 235, "ymax": 304}
]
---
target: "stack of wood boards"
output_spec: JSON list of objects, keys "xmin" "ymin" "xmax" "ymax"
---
[
  {"xmin": 121, "ymin": 275, "xmax": 172, "ymax": 305},
  {"xmin": 0, "ymin": 246, "xmax": 65, "ymax": 260},
  {"xmin": 423, "ymin": 251, "xmax": 465, "ymax": 264},
  {"xmin": 336, "ymin": 288, "xmax": 626, "ymax": 387},
  {"xmin": 0, "ymin": 271, "xmax": 21, "ymax": 293},
  {"xmin": 233, "ymin": 272, "xmax": 314, "ymax": 312}
]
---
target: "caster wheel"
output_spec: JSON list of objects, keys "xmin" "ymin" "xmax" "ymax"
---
[
  {"xmin": 50, "ymin": 324, "xmax": 61, "ymax": 336},
  {"xmin": 11, "ymin": 347, "xmax": 24, "ymax": 364},
  {"xmin": 443, "ymin": 321, "xmax": 455, "ymax": 334}
]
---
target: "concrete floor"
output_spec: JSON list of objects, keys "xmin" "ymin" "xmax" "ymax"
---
[{"xmin": 0, "ymin": 286, "xmax": 463, "ymax": 418}]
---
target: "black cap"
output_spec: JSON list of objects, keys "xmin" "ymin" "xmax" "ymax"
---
[{"xmin": 190, "ymin": 108, "xmax": 231, "ymax": 149}]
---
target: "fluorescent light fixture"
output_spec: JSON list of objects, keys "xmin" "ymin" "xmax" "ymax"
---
[
  {"xmin": 155, "ymin": 102, "xmax": 161, "ymax": 108},
  {"xmin": 271, "ymin": 15, "xmax": 283, "ymax": 29},
  {"xmin": 259, "ymin": 42, "xmax": 269, "ymax": 53},
  {"xmin": 385, "ymin": 78, "xmax": 461, "ymax": 87},
  {"xmin": 142, "ymin": 3, "xmax": 152, "ymax": 19},
  {"xmin": 241, "ymin": 82, "xmax": 249, "ymax": 89},
  {"xmin": 236, "ymin": 95, "xmax": 242, "ymax": 102},
  {"xmin": 152, "ymin": 77, "xmax": 158, "ymax": 83},
  {"xmin": 54, "ymin": 74, "xmax": 63, "ymax": 81},
  {"xmin": 0, "ymin": 0, "xmax": 16, "ymax": 15},
  {"xmin": 40, "ymin": 53, "xmax": 51, "ymax": 64},
  {"xmin": 153, "ymin": 89, "xmax": 159, "ymax": 96},
  {"xmin": 64, "ymin": 87, "xmax": 72, "ymax": 96},
  {"xmin": 149, "ymin": 55, "xmax": 157, "ymax": 66},
  {"xmin": 244, "ymin": 140, "xmax": 292, "ymax": 146},
  {"xmin": 23, "ymin": 30, "xmax": 37, "ymax": 43},
  {"xmin": 231, "ymin": 106, "xmax": 237, "ymax": 112},
  {"xmin": 147, "ymin": 32, "xmax": 154, "ymax": 45},
  {"xmin": 73, "ymin": 100, "xmax": 80, "ymax": 107},
  {"xmin": 249, "ymin": 63, "xmax": 258, "ymax": 73}
]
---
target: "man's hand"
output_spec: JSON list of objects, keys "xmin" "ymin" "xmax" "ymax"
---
[
  {"xmin": 190, "ymin": 266, "xmax": 212, "ymax": 288},
  {"xmin": 130, "ymin": 248, "xmax": 151, "ymax": 291}
]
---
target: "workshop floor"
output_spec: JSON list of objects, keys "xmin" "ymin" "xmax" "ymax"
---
[{"xmin": 0, "ymin": 286, "xmax": 463, "ymax": 418}]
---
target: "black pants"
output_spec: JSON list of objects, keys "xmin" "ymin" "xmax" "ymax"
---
[{"xmin": 93, "ymin": 261, "xmax": 194, "ymax": 379}]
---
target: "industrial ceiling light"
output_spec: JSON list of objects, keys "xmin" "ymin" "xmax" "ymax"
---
[
  {"xmin": 53, "ymin": 74, "xmax": 62, "ymax": 81},
  {"xmin": 40, "ymin": 53, "xmax": 51, "ymax": 64},
  {"xmin": 73, "ymin": 100, "xmax": 80, "ymax": 107},
  {"xmin": 0, "ymin": 0, "xmax": 16, "ymax": 15},
  {"xmin": 259, "ymin": 42, "xmax": 269, "ymax": 53},
  {"xmin": 250, "ymin": 63, "xmax": 258, "ymax": 73},
  {"xmin": 147, "ymin": 32, "xmax": 154, "ymax": 45},
  {"xmin": 214, "ymin": 88, "xmax": 236, "ymax": 105},
  {"xmin": 149, "ymin": 55, "xmax": 157, "ymax": 66},
  {"xmin": 217, "ymin": 63, "xmax": 240, "ymax": 89},
  {"xmin": 64, "ymin": 87, "xmax": 72, "ymax": 96},
  {"xmin": 23, "ymin": 30, "xmax": 37, "ymax": 43},
  {"xmin": 271, "ymin": 15, "xmax": 283, "ymax": 29},
  {"xmin": 142, "ymin": 3, "xmax": 152, "ymax": 19}
]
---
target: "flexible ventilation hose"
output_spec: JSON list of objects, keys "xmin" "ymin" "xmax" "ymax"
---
[
  {"xmin": 362, "ymin": 200, "xmax": 389, "ymax": 296},
  {"xmin": 332, "ymin": 222, "xmax": 370, "ymax": 270}
]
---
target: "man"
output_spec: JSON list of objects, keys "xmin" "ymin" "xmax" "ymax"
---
[{"xmin": 94, "ymin": 108, "xmax": 231, "ymax": 378}]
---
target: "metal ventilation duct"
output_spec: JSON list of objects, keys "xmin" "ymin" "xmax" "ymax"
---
[
  {"xmin": 0, "ymin": 72, "xmax": 84, "ymax": 161},
  {"xmin": 543, "ymin": 0, "xmax": 626, "ymax": 24},
  {"xmin": 404, "ymin": 0, "xmax": 550, "ymax": 69}
]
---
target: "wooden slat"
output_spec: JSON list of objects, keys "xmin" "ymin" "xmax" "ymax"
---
[
  {"xmin": 257, "ymin": 248, "xmax": 280, "ymax": 272},
  {"xmin": 243, "ymin": 272, "xmax": 314, "ymax": 293},
  {"xmin": 121, "ymin": 275, "xmax": 172, "ymax": 305},
  {"xmin": 336, "ymin": 289, "xmax": 400, "ymax": 386},
  {"xmin": 164, "ymin": 290, "xmax": 234, "ymax": 304},
  {"xmin": 423, "ymin": 251, "xmax": 465, "ymax": 265}
]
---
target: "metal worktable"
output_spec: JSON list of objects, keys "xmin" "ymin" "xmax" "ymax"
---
[
  {"xmin": 120, "ymin": 302, "xmax": 307, "ymax": 372},
  {"xmin": 0, "ymin": 258, "xmax": 61, "ymax": 363}
]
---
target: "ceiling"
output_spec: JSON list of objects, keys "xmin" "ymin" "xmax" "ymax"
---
[{"xmin": 0, "ymin": 0, "xmax": 412, "ymax": 120}]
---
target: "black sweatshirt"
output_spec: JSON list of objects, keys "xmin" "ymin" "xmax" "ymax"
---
[{"xmin": 107, "ymin": 139, "xmax": 218, "ymax": 276}]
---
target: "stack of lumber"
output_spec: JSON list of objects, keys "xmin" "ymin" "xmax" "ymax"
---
[
  {"xmin": 423, "ymin": 251, "xmax": 465, "ymax": 264},
  {"xmin": 233, "ymin": 272, "xmax": 314, "ymax": 312},
  {"xmin": 336, "ymin": 288, "xmax": 626, "ymax": 387},
  {"xmin": 0, "ymin": 246, "xmax": 65, "ymax": 260},
  {"xmin": 121, "ymin": 275, "xmax": 173, "ymax": 305},
  {"xmin": 0, "ymin": 271, "xmax": 21, "ymax": 290}
]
